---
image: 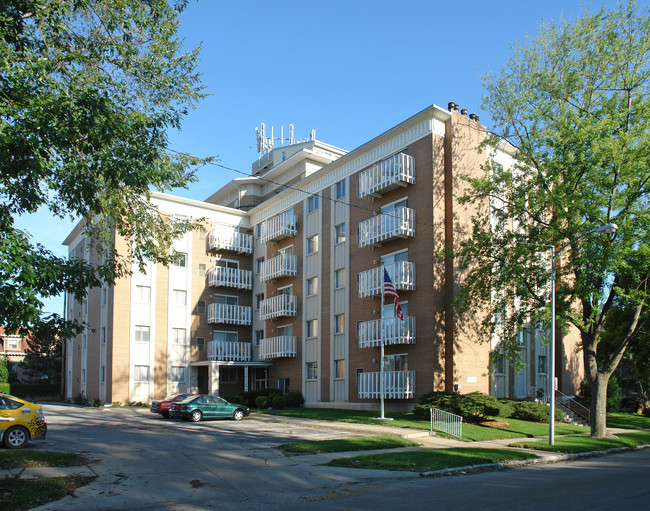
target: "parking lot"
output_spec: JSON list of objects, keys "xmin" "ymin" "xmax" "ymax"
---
[{"xmin": 33, "ymin": 403, "xmax": 420, "ymax": 510}]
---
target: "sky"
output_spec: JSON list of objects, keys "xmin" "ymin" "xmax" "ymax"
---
[{"xmin": 13, "ymin": 0, "xmax": 626, "ymax": 317}]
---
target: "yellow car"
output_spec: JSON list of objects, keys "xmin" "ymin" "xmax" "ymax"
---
[{"xmin": 0, "ymin": 394, "xmax": 47, "ymax": 449}]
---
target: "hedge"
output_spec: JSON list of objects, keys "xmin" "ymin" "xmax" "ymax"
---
[{"xmin": 4, "ymin": 383, "xmax": 60, "ymax": 399}]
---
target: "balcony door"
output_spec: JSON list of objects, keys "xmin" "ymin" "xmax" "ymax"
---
[
  {"xmin": 277, "ymin": 325, "xmax": 292, "ymax": 337},
  {"xmin": 381, "ymin": 199, "xmax": 407, "ymax": 233},
  {"xmin": 381, "ymin": 250, "xmax": 408, "ymax": 281},
  {"xmin": 215, "ymin": 259, "xmax": 239, "ymax": 269}
]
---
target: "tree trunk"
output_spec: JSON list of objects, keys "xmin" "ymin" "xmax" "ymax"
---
[{"xmin": 590, "ymin": 373, "xmax": 609, "ymax": 437}]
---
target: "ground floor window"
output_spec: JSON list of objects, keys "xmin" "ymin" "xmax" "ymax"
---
[
  {"xmin": 278, "ymin": 378, "xmax": 290, "ymax": 393},
  {"xmin": 252, "ymin": 368, "xmax": 268, "ymax": 390},
  {"xmin": 220, "ymin": 366, "xmax": 238, "ymax": 384},
  {"xmin": 334, "ymin": 360, "xmax": 345, "ymax": 379}
]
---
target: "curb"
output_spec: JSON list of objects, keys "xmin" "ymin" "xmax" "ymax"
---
[{"xmin": 420, "ymin": 443, "xmax": 650, "ymax": 477}]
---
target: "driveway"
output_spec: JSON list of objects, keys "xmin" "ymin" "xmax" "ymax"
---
[{"xmin": 33, "ymin": 403, "xmax": 425, "ymax": 510}]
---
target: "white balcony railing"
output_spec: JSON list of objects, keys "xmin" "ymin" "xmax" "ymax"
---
[
  {"xmin": 357, "ymin": 316, "xmax": 416, "ymax": 348},
  {"xmin": 259, "ymin": 294, "xmax": 297, "ymax": 320},
  {"xmin": 358, "ymin": 370, "xmax": 415, "ymax": 399},
  {"xmin": 259, "ymin": 336, "xmax": 297, "ymax": 360},
  {"xmin": 358, "ymin": 153, "xmax": 415, "ymax": 198},
  {"xmin": 358, "ymin": 207, "xmax": 415, "ymax": 247},
  {"xmin": 260, "ymin": 253, "xmax": 298, "ymax": 282},
  {"xmin": 207, "ymin": 303, "xmax": 252, "ymax": 325},
  {"xmin": 357, "ymin": 261, "xmax": 416, "ymax": 298},
  {"xmin": 206, "ymin": 266, "xmax": 253, "ymax": 290},
  {"xmin": 207, "ymin": 341, "xmax": 251, "ymax": 362},
  {"xmin": 207, "ymin": 230, "xmax": 253, "ymax": 254},
  {"xmin": 260, "ymin": 211, "xmax": 297, "ymax": 244}
]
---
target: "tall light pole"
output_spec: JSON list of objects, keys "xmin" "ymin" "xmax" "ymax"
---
[{"xmin": 549, "ymin": 223, "xmax": 617, "ymax": 445}]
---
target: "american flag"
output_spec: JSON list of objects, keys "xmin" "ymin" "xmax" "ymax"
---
[{"xmin": 383, "ymin": 268, "xmax": 404, "ymax": 321}]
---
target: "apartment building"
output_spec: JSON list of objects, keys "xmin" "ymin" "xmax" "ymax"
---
[{"xmin": 63, "ymin": 104, "xmax": 583, "ymax": 410}]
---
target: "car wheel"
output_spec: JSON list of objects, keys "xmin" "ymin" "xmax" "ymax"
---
[
  {"xmin": 233, "ymin": 409, "xmax": 245, "ymax": 421},
  {"xmin": 3, "ymin": 426, "xmax": 29, "ymax": 449},
  {"xmin": 161, "ymin": 411, "xmax": 170, "ymax": 419},
  {"xmin": 190, "ymin": 410, "xmax": 202, "ymax": 422}
]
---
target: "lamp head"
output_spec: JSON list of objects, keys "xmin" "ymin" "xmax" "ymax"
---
[{"xmin": 597, "ymin": 223, "xmax": 618, "ymax": 234}]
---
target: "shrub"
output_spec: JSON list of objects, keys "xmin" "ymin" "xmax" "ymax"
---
[
  {"xmin": 0, "ymin": 383, "xmax": 10, "ymax": 394},
  {"xmin": 271, "ymin": 395, "xmax": 287, "ymax": 409},
  {"xmin": 510, "ymin": 401, "xmax": 562, "ymax": 423},
  {"xmin": 255, "ymin": 396, "xmax": 269, "ymax": 409},
  {"xmin": 454, "ymin": 392, "xmax": 500, "ymax": 423},
  {"xmin": 73, "ymin": 393, "xmax": 88, "ymax": 406},
  {"xmin": 284, "ymin": 391, "xmax": 304, "ymax": 408},
  {"xmin": 642, "ymin": 408, "xmax": 650, "ymax": 418},
  {"xmin": 9, "ymin": 382, "xmax": 60, "ymax": 399},
  {"xmin": 413, "ymin": 391, "xmax": 460, "ymax": 419},
  {"xmin": 238, "ymin": 389, "xmax": 281, "ymax": 408},
  {"xmin": 492, "ymin": 399, "xmax": 516, "ymax": 418}
]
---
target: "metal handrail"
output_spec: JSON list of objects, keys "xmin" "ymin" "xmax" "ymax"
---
[
  {"xmin": 531, "ymin": 386, "xmax": 590, "ymax": 422},
  {"xmin": 430, "ymin": 407, "xmax": 462, "ymax": 439}
]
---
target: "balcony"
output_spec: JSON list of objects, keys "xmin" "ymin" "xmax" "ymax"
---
[
  {"xmin": 358, "ymin": 153, "xmax": 415, "ymax": 198},
  {"xmin": 259, "ymin": 335, "xmax": 297, "ymax": 360},
  {"xmin": 357, "ymin": 261, "xmax": 416, "ymax": 298},
  {"xmin": 206, "ymin": 266, "xmax": 253, "ymax": 290},
  {"xmin": 358, "ymin": 370, "xmax": 415, "ymax": 399},
  {"xmin": 208, "ymin": 230, "xmax": 253, "ymax": 254},
  {"xmin": 207, "ymin": 341, "xmax": 251, "ymax": 362},
  {"xmin": 358, "ymin": 207, "xmax": 415, "ymax": 247},
  {"xmin": 261, "ymin": 211, "xmax": 297, "ymax": 244},
  {"xmin": 259, "ymin": 294, "xmax": 297, "ymax": 320},
  {"xmin": 207, "ymin": 303, "xmax": 252, "ymax": 326},
  {"xmin": 357, "ymin": 316, "xmax": 416, "ymax": 348},
  {"xmin": 260, "ymin": 253, "xmax": 298, "ymax": 282}
]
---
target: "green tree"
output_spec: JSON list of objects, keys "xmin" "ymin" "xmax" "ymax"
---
[
  {"xmin": 20, "ymin": 333, "xmax": 62, "ymax": 383},
  {"xmin": 456, "ymin": 3, "xmax": 650, "ymax": 437},
  {"xmin": 1, "ymin": 1, "xmax": 208, "ymax": 341},
  {"xmin": 0, "ymin": 355, "xmax": 8, "ymax": 384}
]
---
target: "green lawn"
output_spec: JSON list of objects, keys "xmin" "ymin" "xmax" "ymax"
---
[
  {"xmin": 278, "ymin": 435, "xmax": 420, "ymax": 455},
  {"xmin": 327, "ymin": 448, "xmax": 538, "ymax": 472},
  {"xmin": 607, "ymin": 412, "xmax": 650, "ymax": 430},
  {"xmin": 510, "ymin": 430, "xmax": 650, "ymax": 453},
  {"xmin": 0, "ymin": 450, "xmax": 86, "ymax": 470},
  {"xmin": 0, "ymin": 476, "xmax": 95, "ymax": 511},
  {"xmin": 256, "ymin": 408, "xmax": 588, "ymax": 441}
]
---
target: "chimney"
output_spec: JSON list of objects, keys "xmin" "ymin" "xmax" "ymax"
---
[
  {"xmin": 448, "ymin": 101, "xmax": 456, "ymax": 112},
  {"xmin": 469, "ymin": 113, "xmax": 476, "ymax": 121},
  {"xmin": 461, "ymin": 108, "xmax": 468, "ymax": 117},
  {"xmin": 453, "ymin": 103, "xmax": 460, "ymax": 112}
]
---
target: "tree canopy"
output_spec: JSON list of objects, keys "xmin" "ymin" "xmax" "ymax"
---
[
  {"xmin": 456, "ymin": 2, "xmax": 650, "ymax": 436},
  {"xmin": 1, "ymin": 0, "xmax": 207, "ymax": 340}
]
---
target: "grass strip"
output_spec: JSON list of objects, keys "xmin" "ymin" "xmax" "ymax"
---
[
  {"xmin": 510, "ymin": 430, "xmax": 650, "ymax": 453},
  {"xmin": 606, "ymin": 412, "xmax": 650, "ymax": 430},
  {"xmin": 0, "ymin": 475, "xmax": 95, "ymax": 511},
  {"xmin": 279, "ymin": 435, "xmax": 420, "ymax": 455},
  {"xmin": 0, "ymin": 450, "xmax": 86, "ymax": 470},
  {"xmin": 327, "ymin": 447, "xmax": 538, "ymax": 472}
]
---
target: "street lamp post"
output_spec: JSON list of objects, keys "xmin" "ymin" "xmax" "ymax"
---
[{"xmin": 549, "ymin": 223, "xmax": 617, "ymax": 445}]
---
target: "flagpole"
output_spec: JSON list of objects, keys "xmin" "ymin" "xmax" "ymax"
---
[{"xmin": 380, "ymin": 271, "xmax": 386, "ymax": 420}]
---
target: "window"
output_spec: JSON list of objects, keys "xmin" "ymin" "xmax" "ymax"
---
[
  {"xmin": 213, "ymin": 331, "xmax": 238, "ymax": 343},
  {"xmin": 383, "ymin": 354, "xmax": 408, "ymax": 372},
  {"xmin": 171, "ymin": 366, "xmax": 185, "ymax": 382},
  {"xmin": 306, "ymin": 277, "xmax": 318, "ymax": 296},
  {"xmin": 194, "ymin": 337, "xmax": 205, "ymax": 352},
  {"xmin": 6, "ymin": 336, "xmax": 19, "ymax": 350},
  {"xmin": 82, "ymin": 334, "xmax": 87, "ymax": 349},
  {"xmin": 306, "ymin": 362, "xmax": 318, "ymax": 380},
  {"xmin": 277, "ymin": 285, "xmax": 293, "ymax": 296},
  {"xmin": 173, "ymin": 289, "xmax": 187, "ymax": 307},
  {"xmin": 307, "ymin": 234, "xmax": 319, "ymax": 254},
  {"xmin": 335, "ymin": 179, "xmax": 346, "ymax": 199},
  {"xmin": 82, "ymin": 369, "xmax": 86, "ymax": 384},
  {"xmin": 83, "ymin": 300, "xmax": 88, "ymax": 315},
  {"xmin": 278, "ymin": 245, "xmax": 293, "ymax": 256},
  {"xmin": 356, "ymin": 368, "xmax": 364, "ymax": 386},
  {"xmin": 214, "ymin": 295, "xmax": 238, "ymax": 305},
  {"xmin": 278, "ymin": 378, "xmax": 290, "ymax": 393},
  {"xmin": 494, "ymin": 354, "xmax": 506, "ymax": 374},
  {"xmin": 307, "ymin": 194, "xmax": 319, "ymax": 213},
  {"xmin": 334, "ymin": 223, "xmax": 346, "ymax": 244},
  {"xmin": 172, "ymin": 253, "xmax": 187, "ymax": 267},
  {"xmin": 277, "ymin": 325, "xmax": 292, "ymax": 337},
  {"xmin": 255, "ymin": 224, "xmax": 261, "ymax": 237},
  {"xmin": 334, "ymin": 313, "xmax": 345, "ymax": 334},
  {"xmin": 334, "ymin": 268, "xmax": 345, "ymax": 288},
  {"xmin": 334, "ymin": 359, "xmax": 345, "ymax": 379},
  {"xmin": 198, "ymin": 263, "xmax": 207, "ymax": 276},
  {"xmin": 305, "ymin": 319, "xmax": 318, "ymax": 338},
  {"xmin": 220, "ymin": 367, "xmax": 238, "ymax": 384},
  {"xmin": 255, "ymin": 293, "xmax": 264, "ymax": 310},
  {"xmin": 100, "ymin": 366, "xmax": 105, "ymax": 383},
  {"xmin": 254, "ymin": 330, "xmax": 264, "ymax": 346},
  {"xmin": 136, "ymin": 285, "xmax": 151, "ymax": 304},
  {"xmin": 215, "ymin": 258, "xmax": 239, "ymax": 269},
  {"xmin": 101, "ymin": 327, "xmax": 106, "ymax": 344},
  {"xmin": 197, "ymin": 300, "xmax": 206, "ymax": 315},
  {"xmin": 172, "ymin": 328, "xmax": 187, "ymax": 345},
  {"xmin": 256, "ymin": 257, "xmax": 264, "ymax": 274},
  {"xmin": 102, "ymin": 288, "xmax": 107, "ymax": 305},
  {"xmin": 134, "ymin": 365, "xmax": 150, "ymax": 382},
  {"xmin": 538, "ymin": 355, "xmax": 548, "ymax": 375}
]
